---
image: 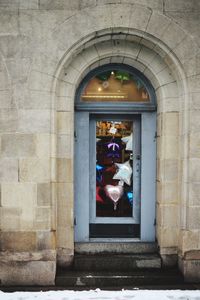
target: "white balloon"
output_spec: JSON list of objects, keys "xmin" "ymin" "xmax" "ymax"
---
[
  {"xmin": 105, "ymin": 184, "xmax": 124, "ymax": 210},
  {"xmin": 109, "ymin": 125, "xmax": 117, "ymax": 135},
  {"xmin": 122, "ymin": 133, "xmax": 133, "ymax": 151},
  {"xmin": 113, "ymin": 160, "xmax": 132, "ymax": 186}
]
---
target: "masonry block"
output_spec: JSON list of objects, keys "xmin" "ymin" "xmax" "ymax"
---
[
  {"xmin": 0, "ymin": 259, "xmax": 56, "ymax": 286},
  {"xmin": 0, "ymin": 232, "xmax": 37, "ymax": 252},
  {"xmin": 0, "ymin": 207, "xmax": 21, "ymax": 231},
  {"xmin": 57, "ymin": 134, "xmax": 72, "ymax": 158},
  {"xmin": 1, "ymin": 134, "xmax": 36, "ymax": 157},
  {"xmin": 1, "ymin": 182, "xmax": 37, "ymax": 230},
  {"xmin": 179, "ymin": 255, "xmax": 200, "ymax": 283},
  {"xmin": 19, "ymin": 158, "xmax": 50, "ymax": 183},
  {"xmin": 0, "ymin": 109, "xmax": 18, "ymax": 133},
  {"xmin": 37, "ymin": 183, "xmax": 51, "ymax": 206},
  {"xmin": 0, "ymin": 158, "xmax": 18, "ymax": 182},
  {"xmin": 18, "ymin": 110, "xmax": 51, "ymax": 133},
  {"xmin": 57, "ymin": 158, "xmax": 73, "ymax": 183}
]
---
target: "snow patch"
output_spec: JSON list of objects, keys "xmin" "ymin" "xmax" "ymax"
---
[{"xmin": 0, "ymin": 289, "xmax": 200, "ymax": 300}]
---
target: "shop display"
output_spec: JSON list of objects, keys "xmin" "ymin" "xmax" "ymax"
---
[{"xmin": 96, "ymin": 120, "xmax": 134, "ymax": 217}]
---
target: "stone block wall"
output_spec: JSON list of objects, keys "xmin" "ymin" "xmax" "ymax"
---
[
  {"xmin": 0, "ymin": 0, "xmax": 200, "ymax": 284},
  {"xmin": 0, "ymin": 121, "xmax": 56, "ymax": 285}
]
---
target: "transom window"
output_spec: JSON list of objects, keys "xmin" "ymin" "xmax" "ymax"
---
[
  {"xmin": 81, "ymin": 70, "xmax": 149, "ymax": 102},
  {"xmin": 76, "ymin": 64, "xmax": 156, "ymax": 112}
]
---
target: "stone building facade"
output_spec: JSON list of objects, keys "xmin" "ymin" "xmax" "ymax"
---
[{"xmin": 0, "ymin": 0, "xmax": 200, "ymax": 285}]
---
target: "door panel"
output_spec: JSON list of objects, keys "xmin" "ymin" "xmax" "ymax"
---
[
  {"xmin": 74, "ymin": 112, "xmax": 156, "ymax": 242},
  {"xmin": 89, "ymin": 224, "xmax": 140, "ymax": 238},
  {"xmin": 140, "ymin": 112, "xmax": 156, "ymax": 241},
  {"xmin": 74, "ymin": 111, "xmax": 90, "ymax": 242}
]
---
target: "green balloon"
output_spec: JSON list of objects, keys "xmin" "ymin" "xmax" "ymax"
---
[
  {"xmin": 115, "ymin": 71, "xmax": 131, "ymax": 82},
  {"xmin": 96, "ymin": 71, "xmax": 111, "ymax": 81}
]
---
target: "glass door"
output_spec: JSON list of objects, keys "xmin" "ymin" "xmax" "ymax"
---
[{"xmin": 89, "ymin": 115, "xmax": 141, "ymax": 238}]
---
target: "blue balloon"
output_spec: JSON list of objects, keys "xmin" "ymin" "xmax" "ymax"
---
[
  {"xmin": 96, "ymin": 164, "xmax": 104, "ymax": 183},
  {"xmin": 96, "ymin": 164, "xmax": 104, "ymax": 171},
  {"xmin": 127, "ymin": 192, "xmax": 133, "ymax": 205}
]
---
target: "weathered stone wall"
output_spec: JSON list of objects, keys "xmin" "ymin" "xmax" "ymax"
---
[{"xmin": 0, "ymin": 0, "xmax": 200, "ymax": 284}]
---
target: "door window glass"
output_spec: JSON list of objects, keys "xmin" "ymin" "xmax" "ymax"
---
[{"xmin": 96, "ymin": 120, "xmax": 133, "ymax": 217}]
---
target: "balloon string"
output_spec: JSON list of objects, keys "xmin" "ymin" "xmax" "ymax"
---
[{"xmin": 114, "ymin": 203, "xmax": 117, "ymax": 210}]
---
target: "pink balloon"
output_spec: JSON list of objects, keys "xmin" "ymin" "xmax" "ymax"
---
[{"xmin": 104, "ymin": 184, "xmax": 124, "ymax": 210}]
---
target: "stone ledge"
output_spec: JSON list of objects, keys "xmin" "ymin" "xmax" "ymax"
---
[{"xmin": 0, "ymin": 250, "xmax": 56, "ymax": 263}]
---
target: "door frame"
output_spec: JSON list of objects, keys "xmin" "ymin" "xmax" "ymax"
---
[
  {"xmin": 74, "ymin": 111, "xmax": 156, "ymax": 242},
  {"xmin": 74, "ymin": 63, "xmax": 157, "ymax": 242}
]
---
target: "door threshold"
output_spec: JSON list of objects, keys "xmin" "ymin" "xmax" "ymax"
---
[
  {"xmin": 75, "ymin": 241, "xmax": 158, "ymax": 254},
  {"xmin": 89, "ymin": 238, "xmax": 141, "ymax": 242}
]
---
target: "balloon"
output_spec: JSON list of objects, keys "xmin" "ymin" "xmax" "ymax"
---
[
  {"xmin": 115, "ymin": 71, "xmax": 130, "ymax": 82},
  {"xmin": 109, "ymin": 125, "xmax": 117, "ymax": 135},
  {"xmin": 104, "ymin": 184, "xmax": 124, "ymax": 210},
  {"xmin": 96, "ymin": 164, "xmax": 104, "ymax": 171},
  {"xmin": 102, "ymin": 165, "xmax": 116, "ymax": 186},
  {"xmin": 96, "ymin": 164, "xmax": 104, "ymax": 183},
  {"xmin": 106, "ymin": 139, "xmax": 120, "ymax": 159},
  {"xmin": 96, "ymin": 186, "xmax": 104, "ymax": 204},
  {"xmin": 105, "ymin": 165, "xmax": 116, "ymax": 173},
  {"xmin": 107, "ymin": 141, "xmax": 120, "ymax": 151},
  {"xmin": 113, "ymin": 160, "xmax": 132, "ymax": 186},
  {"xmin": 102, "ymin": 81, "xmax": 109, "ymax": 88},
  {"xmin": 107, "ymin": 152, "xmax": 120, "ymax": 158},
  {"xmin": 96, "ymin": 71, "xmax": 111, "ymax": 81},
  {"xmin": 122, "ymin": 133, "xmax": 133, "ymax": 151},
  {"xmin": 96, "ymin": 175, "xmax": 102, "ymax": 183},
  {"xmin": 127, "ymin": 191, "xmax": 133, "ymax": 205}
]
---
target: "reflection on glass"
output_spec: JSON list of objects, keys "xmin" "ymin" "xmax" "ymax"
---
[
  {"xmin": 81, "ymin": 70, "xmax": 149, "ymax": 102},
  {"xmin": 96, "ymin": 120, "xmax": 133, "ymax": 217}
]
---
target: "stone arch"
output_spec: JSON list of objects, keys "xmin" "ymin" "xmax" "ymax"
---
[{"xmin": 52, "ymin": 29, "xmax": 188, "ymax": 267}]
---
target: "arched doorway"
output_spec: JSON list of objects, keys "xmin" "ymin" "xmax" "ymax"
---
[
  {"xmin": 74, "ymin": 63, "xmax": 157, "ymax": 243},
  {"xmin": 55, "ymin": 30, "xmax": 184, "ymax": 267}
]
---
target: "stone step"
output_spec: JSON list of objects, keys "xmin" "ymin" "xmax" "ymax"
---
[
  {"xmin": 75, "ymin": 242, "xmax": 158, "ymax": 254},
  {"xmin": 73, "ymin": 254, "xmax": 161, "ymax": 271},
  {"xmin": 56, "ymin": 269, "xmax": 184, "ymax": 288}
]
